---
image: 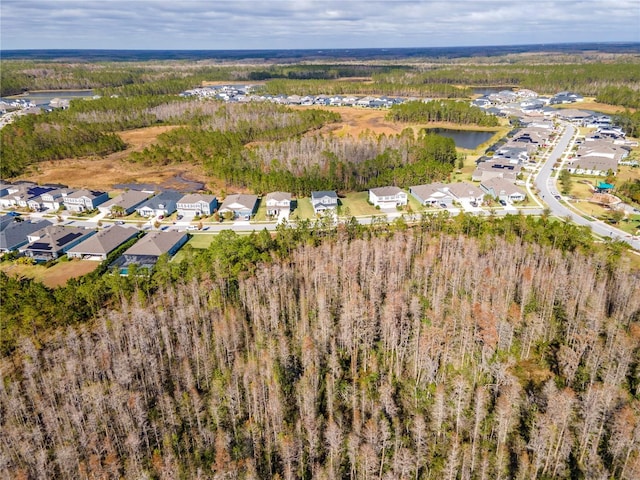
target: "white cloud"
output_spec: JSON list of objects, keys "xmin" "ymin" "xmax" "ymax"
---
[{"xmin": 1, "ymin": 0, "xmax": 638, "ymax": 49}]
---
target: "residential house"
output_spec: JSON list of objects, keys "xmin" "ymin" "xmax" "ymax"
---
[
  {"xmin": 176, "ymin": 194, "xmax": 217, "ymax": 217},
  {"xmin": 41, "ymin": 188, "xmax": 71, "ymax": 210},
  {"xmin": 0, "ymin": 184, "xmax": 56, "ymax": 209},
  {"xmin": 135, "ymin": 190, "xmax": 182, "ymax": 218},
  {"xmin": 113, "ymin": 231, "xmax": 188, "ymax": 273},
  {"xmin": 63, "ymin": 189, "xmax": 109, "ymax": 212},
  {"xmin": 447, "ymin": 182, "xmax": 486, "ymax": 205},
  {"xmin": 311, "ymin": 191, "xmax": 338, "ymax": 214},
  {"xmin": 567, "ymin": 156, "xmax": 619, "ymax": 176},
  {"xmin": 480, "ymin": 177, "xmax": 526, "ymax": 203},
  {"xmin": 218, "ymin": 194, "xmax": 259, "ymax": 220},
  {"xmin": 265, "ymin": 192, "xmax": 292, "ymax": 217},
  {"xmin": 368, "ymin": 187, "xmax": 408, "ymax": 209},
  {"xmin": 0, "ymin": 218, "xmax": 53, "ymax": 253},
  {"xmin": 410, "ymin": 183, "xmax": 453, "ymax": 207},
  {"xmin": 472, "ymin": 161, "xmax": 522, "ymax": 182},
  {"xmin": 98, "ymin": 190, "xmax": 152, "ymax": 216},
  {"xmin": 66, "ymin": 225, "xmax": 139, "ymax": 260},
  {"xmin": 20, "ymin": 225, "xmax": 96, "ymax": 261}
]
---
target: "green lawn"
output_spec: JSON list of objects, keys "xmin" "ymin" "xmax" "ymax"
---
[
  {"xmin": 291, "ymin": 198, "xmax": 316, "ymax": 221},
  {"xmin": 253, "ymin": 199, "xmax": 268, "ymax": 221},
  {"xmin": 339, "ymin": 192, "xmax": 379, "ymax": 216}
]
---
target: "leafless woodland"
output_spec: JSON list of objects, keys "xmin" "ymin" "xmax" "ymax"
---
[{"xmin": 1, "ymin": 232, "xmax": 639, "ymax": 479}]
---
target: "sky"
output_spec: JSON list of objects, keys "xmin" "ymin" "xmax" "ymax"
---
[{"xmin": 1, "ymin": 0, "xmax": 639, "ymax": 50}]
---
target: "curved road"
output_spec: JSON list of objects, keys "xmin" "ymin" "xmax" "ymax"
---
[{"xmin": 535, "ymin": 123, "xmax": 640, "ymax": 250}]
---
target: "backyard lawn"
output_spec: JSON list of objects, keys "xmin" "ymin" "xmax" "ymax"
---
[{"xmin": 0, "ymin": 258, "xmax": 99, "ymax": 288}]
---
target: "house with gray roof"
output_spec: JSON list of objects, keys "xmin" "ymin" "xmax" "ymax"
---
[
  {"xmin": 480, "ymin": 178, "xmax": 526, "ymax": 203},
  {"xmin": 112, "ymin": 231, "xmax": 188, "ymax": 274},
  {"xmin": 98, "ymin": 190, "xmax": 152, "ymax": 216},
  {"xmin": 63, "ymin": 189, "xmax": 109, "ymax": 212},
  {"xmin": 0, "ymin": 218, "xmax": 53, "ymax": 253},
  {"xmin": 135, "ymin": 190, "xmax": 183, "ymax": 218},
  {"xmin": 368, "ymin": 186, "xmax": 408, "ymax": 209},
  {"xmin": 218, "ymin": 194, "xmax": 259, "ymax": 220},
  {"xmin": 311, "ymin": 191, "xmax": 338, "ymax": 214},
  {"xmin": 409, "ymin": 183, "xmax": 453, "ymax": 207},
  {"xmin": 472, "ymin": 161, "xmax": 522, "ymax": 182},
  {"xmin": 66, "ymin": 225, "xmax": 139, "ymax": 260},
  {"xmin": 176, "ymin": 194, "xmax": 217, "ymax": 217},
  {"xmin": 446, "ymin": 182, "xmax": 486, "ymax": 204},
  {"xmin": 567, "ymin": 156, "xmax": 619, "ymax": 176},
  {"xmin": 41, "ymin": 188, "xmax": 71, "ymax": 210},
  {"xmin": 20, "ymin": 225, "xmax": 96, "ymax": 261},
  {"xmin": 265, "ymin": 192, "xmax": 292, "ymax": 217}
]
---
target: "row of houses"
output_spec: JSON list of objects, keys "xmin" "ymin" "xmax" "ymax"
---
[
  {"xmin": 0, "ymin": 214, "xmax": 188, "ymax": 271},
  {"xmin": 181, "ymin": 85, "xmax": 407, "ymax": 108},
  {"xmin": 410, "ymin": 178, "xmax": 526, "ymax": 206},
  {"xmin": 0, "ymin": 182, "xmax": 268, "ymax": 220},
  {"xmin": 567, "ymin": 137, "xmax": 631, "ymax": 176}
]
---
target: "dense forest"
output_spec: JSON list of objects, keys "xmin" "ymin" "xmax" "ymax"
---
[
  {"xmin": 3, "ymin": 58, "xmax": 639, "ymax": 103},
  {"xmin": 0, "ymin": 98, "xmax": 340, "ymax": 178},
  {"xmin": 387, "ymin": 100, "xmax": 499, "ymax": 127},
  {"xmin": 1, "ymin": 221, "xmax": 639, "ymax": 479}
]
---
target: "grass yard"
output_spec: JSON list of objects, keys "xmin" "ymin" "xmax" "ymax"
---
[
  {"xmin": 291, "ymin": 198, "xmax": 316, "ymax": 221},
  {"xmin": 339, "ymin": 192, "xmax": 380, "ymax": 216},
  {"xmin": 0, "ymin": 258, "xmax": 100, "ymax": 288}
]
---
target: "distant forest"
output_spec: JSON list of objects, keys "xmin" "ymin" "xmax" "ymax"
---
[{"xmin": 2, "ymin": 219, "xmax": 639, "ymax": 479}]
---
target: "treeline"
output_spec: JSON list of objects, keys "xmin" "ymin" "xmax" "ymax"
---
[
  {"xmin": 248, "ymin": 64, "xmax": 410, "ymax": 81},
  {"xmin": 617, "ymin": 179, "xmax": 640, "ymax": 205},
  {"xmin": 1, "ymin": 115, "xmax": 126, "ymax": 178},
  {"xmin": 0, "ymin": 60, "xmax": 245, "ymax": 97},
  {"xmin": 596, "ymin": 86, "xmax": 640, "ymax": 109},
  {"xmin": 1, "ymin": 222, "xmax": 638, "ymax": 479},
  {"xmin": 613, "ymin": 110, "xmax": 640, "ymax": 138},
  {"xmin": 387, "ymin": 99, "xmax": 499, "ymax": 126},
  {"xmin": 379, "ymin": 62, "xmax": 640, "ymax": 98},
  {"xmin": 263, "ymin": 78, "xmax": 472, "ymax": 98},
  {"xmin": 0, "ymin": 95, "xmax": 196, "ymax": 178}
]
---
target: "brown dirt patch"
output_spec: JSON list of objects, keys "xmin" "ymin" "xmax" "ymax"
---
[
  {"xmin": 555, "ymin": 99, "xmax": 634, "ymax": 115},
  {"xmin": 16, "ymin": 125, "xmax": 214, "ymax": 192}
]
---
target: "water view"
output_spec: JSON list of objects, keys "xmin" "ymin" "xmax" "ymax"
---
[
  {"xmin": 8, "ymin": 90, "xmax": 94, "ymax": 106},
  {"xmin": 426, "ymin": 128, "xmax": 496, "ymax": 149},
  {"xmin": 472, "ymin": 86, "xmax": 514, "ymax": 96}
]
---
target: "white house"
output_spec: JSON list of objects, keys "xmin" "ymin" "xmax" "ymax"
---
[
  {"xmin": 409, "ymin": 183, "xmax": 453, "ymax": 207},
  {"xmin": 265, "ymin": 192, "xmax": 292, "ymax": 217},
  {"xmin": 368, "ymin": 186, "xmax": 407, "ymax": 209},
  {"xmin": 446, "ymin": 182, "xmax": 486, "ymax": 205},
  {"xmin": 176, "ymin": 194, "xmax": 217, "ymax": 217},
  {"xmin": 480, "ymin": 178, "xmax": 526, "ymax": 203},
  {"xmin": 311, "ymin": 191, "xmax": 338, "ymax": 214}
]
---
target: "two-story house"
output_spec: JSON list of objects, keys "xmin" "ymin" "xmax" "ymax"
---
[
  {"xmin": 368, "ymin": 186, "xmax": 408, "ymax": 209},
  {"xmin": 311, "ymin": 191, "xmax": 338, "ymax": 214}
]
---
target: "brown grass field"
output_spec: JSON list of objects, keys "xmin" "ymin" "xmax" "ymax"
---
[
  {"xmin": 0, "ymin": 259, "xmax": 99, "ymax": 288},
  {"xmin": 16, "ymin": 126, "xmax": 214, "ymax": 192},
  {"xmin": 554, "ymin": 98, "xmax": 634, "ymax": 115}
]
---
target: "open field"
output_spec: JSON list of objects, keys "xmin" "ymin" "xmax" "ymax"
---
[
  {"xmin": 554, "ymin": 98, "xmax": 634, "ymax": 115},
  {"xmin": 15, "ymin": 125, "xmax": 213, "ymax": 192},
  {"xmin": 0, "ymin": 259, "xmax": 99, "ymax": 288}
]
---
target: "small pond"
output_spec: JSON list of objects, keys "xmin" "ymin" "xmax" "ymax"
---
[
  {"xmin": 8, "ymin": 90, "xmax": 95, "ymax": 106},
  {"xmin": 425, "ymin": 128, "xmax": 496, "ymax": 150}
]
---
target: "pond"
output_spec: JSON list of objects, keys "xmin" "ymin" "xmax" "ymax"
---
[
  {"xmin": 425, "ymin": 128, "xmax": 496, "ymax": 150},
  {"xmin": 8, "ymin": 90, "xmax": 95, "ymax": 106}
]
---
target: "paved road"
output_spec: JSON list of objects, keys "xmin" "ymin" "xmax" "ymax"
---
[{"xmin": 534, "ymin": 123, "xmax": 640, "ymax": 250}]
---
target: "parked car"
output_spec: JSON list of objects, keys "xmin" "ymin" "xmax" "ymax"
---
[{"xmin": 499, "ymin": 200, "xmax": 507, "ymax": 206}]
